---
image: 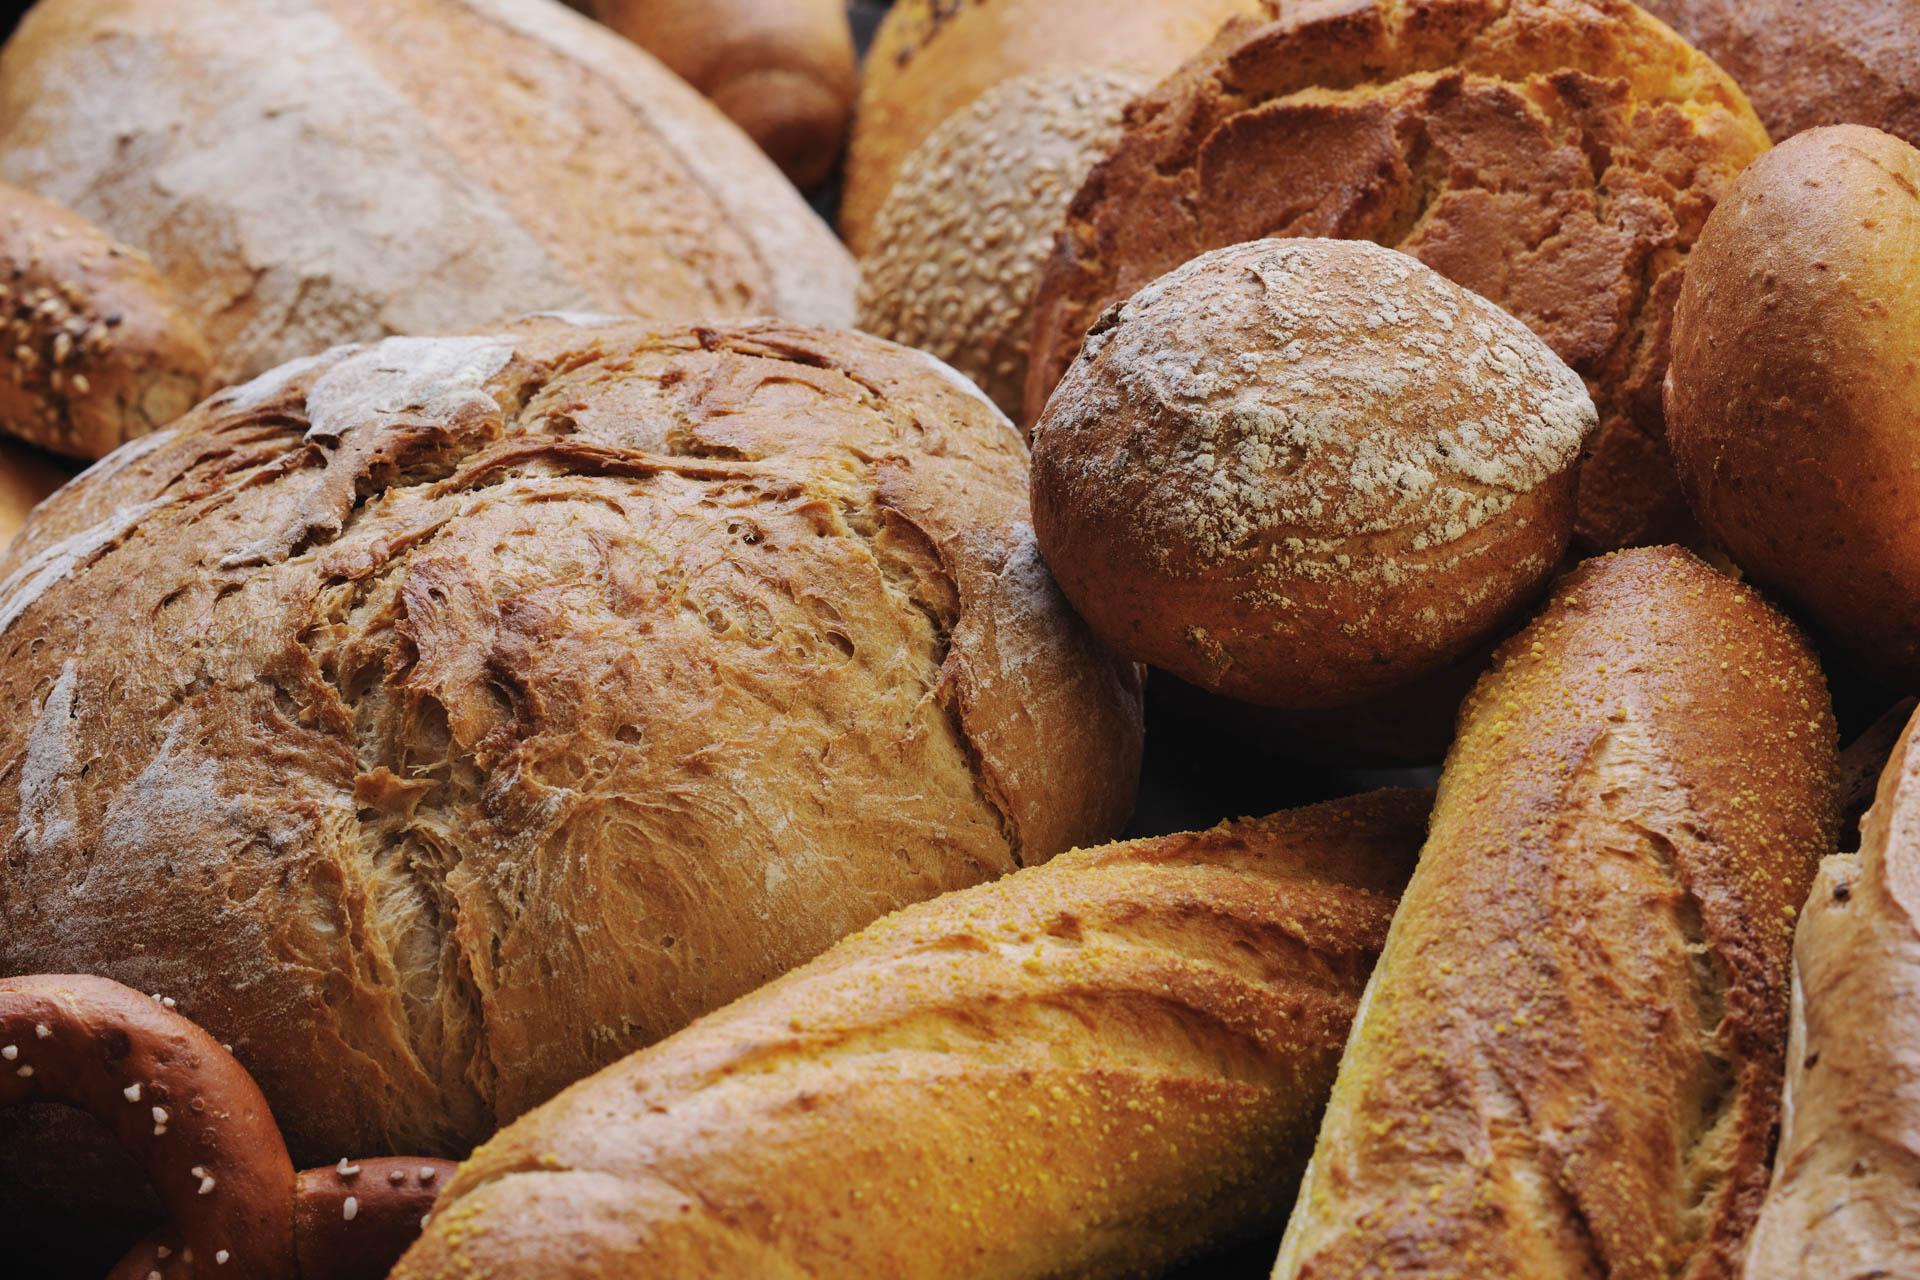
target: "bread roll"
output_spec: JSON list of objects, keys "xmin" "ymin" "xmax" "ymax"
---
[
  {"xmin": 0, "ymin": 435, "xmax": 71, "ymax": 548},
  {"xmin": 840, "ymin": 0, "xmax": 1267, "ymax": 255},
  {"xmin": 1026, "ymin": 0, "xmax": 1770, "ymax": 552},
  {"xmin": 1744, "ymin": 704, "xmax": 1920, "ymax": 1278},
  {"xmin": 856, "ymin": 69, "xmax": 1147, "ymax": 420},
  {"xmin": 1031, "ymin": 239, "xmax": 1596, "ymax": 709},
  {"xmin": 391, "ymin": 790, "xmax": 1432, "ymax": 1279},
  {"xmin": 1639, "ymin": 0, "xmax": 1920, "ymax": 149},
  {"xmin": 583, "ymin": 0, "xmax": 855, "ymax": 189},
  {"xmin": 1274, "ymin": 547, "xmax": 1839, "ymax": 1279},
  {"xmin": 0, "ymin": 0, "xmax": 856, "ymax": 386},
  {"xmin": 0, "ymin": 316, "xmax": 1142, "ymax": 1171},
  {"xmin": 1666, "ymin": 125, "xmax": 1920, "ymax": 687},
  {"xmin": 0, "ymin": 181, "xmax": 211, "ymax": 460}
]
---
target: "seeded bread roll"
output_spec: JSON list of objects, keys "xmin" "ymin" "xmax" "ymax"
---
[
  {"xmin": 1666, "ymin": 125, "xmax": 1920, "ymax": 687},
  {"xmin": 392, "ymin": 790, "xmax": 1433, "ymax": 1280},
  {"xmin": 0, "ymin": 182, "xmax": 211, "ymax": 460},
  {"xmin": 1030, "ymin": 238, "xmax": 1596, "ymax": 710},
  {"xmin": 1026, "ymin": 0, "xmax": 1771, "ymax": 551},
  {"xmin": 1274, "ymin": 547, "xmax": 1839, "ymax": 1280},
  {"xmin": 856, "ymin": 69, "xmax": 1147, "ymax": 420}
]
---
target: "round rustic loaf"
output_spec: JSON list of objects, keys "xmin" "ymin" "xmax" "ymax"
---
[
  {"xmin": 840, "ymin": 0, "xmax": 1269, "ymax": 255},
  {"xmin": 1030, "ymin": 239, "xmax": 1596, "ymax": 709},
  {"xmin": 1026, "ymin": 0, "xmax": 1770, "ymax": 551},
  {"xmin": 856, "ymin": 69, "xmax": 1148, "ymax": 420},
  {"xmin": 1667, "ymin": 125, "xmax": 1920, "ymax": 685},
  {"xmin": 0, "ymin": 316, "xmax": 1144, "ymax": 1169},
  {"xmin": 0, "ymin": 0, "xmax": 857, "ymax": 387}
]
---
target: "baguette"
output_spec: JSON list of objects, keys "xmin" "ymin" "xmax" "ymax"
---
[
  {"xmin": 1275, "ymin": 547, "xmax": 1838, "ymax": 1279},
  {"xmin": 392, "ymin": 790, "xmax": 1432, "ymax": 1279}
]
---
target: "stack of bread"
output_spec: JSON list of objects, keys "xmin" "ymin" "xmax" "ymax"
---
[{"xmin": 3, "ymin": 0, "xmax": 1920, "ymax": 1277}]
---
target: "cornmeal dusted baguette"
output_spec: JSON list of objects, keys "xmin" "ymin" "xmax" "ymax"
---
[
  {"xmin": 1275, "ymin": 547, "xmax": 1838, "ymax": 1280},
  {"xmin": 392, "ymin": 790, "xmax": 1432, "ymax": 1279}
]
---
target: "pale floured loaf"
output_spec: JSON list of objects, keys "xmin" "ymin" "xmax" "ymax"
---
[{"xmin": 0, "ymin": 0, "xmax": 858, "ymax": 386}]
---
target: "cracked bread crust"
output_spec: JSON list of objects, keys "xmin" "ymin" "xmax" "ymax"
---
[
  {"xmin": 1024, "ymin": 0, "xmax": 1770, "ymax": 551},
  {"xmin": 0, "ymin": 316, "xmax": 1143, "ymax": 1168},
  {"xmin": 1274, "ymin": 547, "xmax": 1838, "ymax": 1280}
]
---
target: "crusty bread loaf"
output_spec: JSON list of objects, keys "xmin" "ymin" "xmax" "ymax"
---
[
  {"xmin": 856, "ymin": 68, "xmax": 1147, "ymax": 419},
  {"xmin": 391, "ymin": 790, "xmax": 1432, "ymax": 1279},
  {"xmin": 1640, "ymin": 0, "xmax": 1920, "ymax": 149},
  {"xmin": 1743, "ymin": 704, "xmax": 1920, "ymax": 1278},
  {"xmin": 0, "ymin": 182, "xmax": 210, "ymax": 460},
  {"xmin": 1274, "ymin": 547, "xmax": 1839, "ymax": 1279},
  {"xmin": 1667, "ymin": 125, "xmax": 1920, "ymax": 687},
  {"xmin": 584, "ymin": 0, "xmax": 856, "ymax": 188},
  {"xmin": 840, "ymin": 0, "xmax": 1268, "ymax": 255},
  {"xmin": 0, "ymin": 0, "xmax": 856, "ymax": 386},
  {"xmin": 0, "ymin": 435, "xmax": 71, "ymax": 548},
  {"xmin": 1031, "ymin": 239, "xmax": 1596, "ymax": 709},
  {"xmin": 0, "ymin": 316, "xmax": 1142, "ymax": 1174},
  {"xmin": 1026, "ymin": 0, "xmax": 1770, "ymax": 551}
]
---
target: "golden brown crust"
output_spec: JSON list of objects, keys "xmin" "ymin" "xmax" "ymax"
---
[
  {"xmin": 0, "ymin": 316, "xmax": 1142, "ymax": 1170},
  {"xmin": 1275, "ymin": 547, "xmax": 1838, "ymax": 1280},
  {"xmin": 392, "ymin": 790, "xmax": 1432, "ymax": 1279},
  {"xmin": 1666, "ymin": 124, "xmax": 1920, "ymax": 686},
  {"xmin": 1025, "ymin": 0, "xmax": 1770, "ymax": 550},
  {"xmin": 0, "ymin": 182, "xmax": 210, "ymax": 460}
]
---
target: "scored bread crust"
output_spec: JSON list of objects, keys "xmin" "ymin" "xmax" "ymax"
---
[
  {"xmin": 0, "ymin": 0, "xmax": 856, "ymax": 386},
  {"xmin": 1274, "ymin": 547, "xmax": 1838, "ymax": 1280},
  {"xmin": 392, "ymin": 790, "xmax": 1431, "ymax": 1280},
  {"xmin": 1025, "ymin": 0, "xmax": 1770, "ymax": 551},
  {"xmin": 0, "ymin": 316, "xmax": 1143, "ymax": 1169}
]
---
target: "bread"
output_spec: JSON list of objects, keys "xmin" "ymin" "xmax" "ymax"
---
[
  {"xmin": 1026, "ymin": 0, "xmax": 1771, "ymax": 552},
  {"xmin": 582, "ymin": 0, "xmax": 856, "ymax": 188},
  {"xmin": 0, "ymin": 0, "xmax": 856, "ymax": 387},
  {"xmin": 856, "ymin": 69, "xmax": 1148, "ymax": 420},
  {"xmin": 1274, "ymin": 547, "xmax": 1839, "ymax": 1279},
  {"xmin": 1031, "ymin": 238, "xmax": 1595, "ymax": 710},
  {"xmin": 1743, "ymin": 704, "xmax": 1920, "ymax": 1279},
  {"xmin": 840, "ymin": 0, "xmax": 1268, "ymax": 255},
  {"xmin": 1639, "ymin": 0, "xmax": 1920, "ymax": 149},
  {"xmin": 0, "ymin": 315, "xmax": 1143, "ymax": 1172},
  {"xmin": 0, "ymin": 181, "xmax": 211, "ymax": 460},
  {"xmin": 390, "ymin": 789, "xmax": 1432, "ymax": 1279},
  {"xmin": 0, "ymin": 435, "xmax": 72, "ymax": 547},
  {"xmin": 1666, "ymin": 125, "xmax": 1920, "ymax": 687}
]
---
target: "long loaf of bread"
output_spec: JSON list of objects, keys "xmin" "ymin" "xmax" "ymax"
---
[
  {"xmin": 392, "ymin": 790, "xmax": 1431, "ymax": 1278},
  {"xmin": 1274, "ymin": 547, "xmax": 1838, "ymax": 1279}
]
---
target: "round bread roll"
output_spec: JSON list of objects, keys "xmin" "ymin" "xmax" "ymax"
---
[
  {"xmin": 1666, "ymin": 125, "xmax": 1920, "ymax": 686},
  {"xmin": 1030, "ymin": 238, "xmax": 1596, "ymax": 710},
  {"xmin": 840, "ymin": 0, "xmax": 1267, "ymax": 255},
  {"xmin": 0, "ymin": 316, "xmax": 1144, "ymax": 1170},
  {"xmin": 1640, "ymin": 0, "xmax": 1920, "ymax": 148},
  {"xmin": 1026, "ymin": 0, "xmax": 1770, "ymax": 552},
  {"xmin": 0, "ymin": 0, "xmax": 856, "ymax": 387},
  {"xmin": 856, "ymin": 69, "xmax": 1148, "ymax": 420}
]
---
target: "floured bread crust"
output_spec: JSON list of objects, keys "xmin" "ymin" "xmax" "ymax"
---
[
  {"xmin": 1025, "ymin": 0, "xmax": 1770, "ymax": 551},
  {"xmin": 0, "ymin": 0, "xmax": 857, "ymax": 386},
  {"xmin": 0, "ymin": 317, "xmax": 1143, "ymax": 1167}
]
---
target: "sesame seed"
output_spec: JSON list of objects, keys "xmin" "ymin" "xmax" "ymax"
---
[
  {"xmin": 124, "ymin": 1083, "xmax": 142, "ymax": 1101},
  {"xmin": 70, "ymin": 373, "xmax": 89, "ymax": 395},
  {"xmin": 33, "ymin": 1024, "xmax": 49, "ymax": 1039},
  {"xmin": 1, "ymin": 1046, "xmax": 15, "ymax": 1060},
  {"xmin": 342, "ymin": 1196, "xmax": 359, "ymax": 1221}
]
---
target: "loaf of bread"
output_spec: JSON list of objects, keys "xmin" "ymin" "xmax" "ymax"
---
[
  {"xmin": 392, "ymin": 790, "xmax": 1432, "ymax": 1279},
  {"xmin": 1030, "ymin": 239, "xmax": 1595, "ymax": 709},
  {"xmin": 1743, "ymin": 704, "xmax": 1920, "ymax": 1278},
  {"xmin": 582, "ymin": 0, "xmax": 856, "ymax": 188},
  {"xmin": 0, "ymin": 316, "xmax": 1143, "ymax": 1178},
  {"xmin": 1027, "ymin": 0, "xmax": 1770, "ymax": 551},
  {"xmin": 840, "ymin": 0, "xmax": 1268, "ymax": 255},
  {"xmin": 1274, "ymin": 547, "xmax": 1839, "ymax": 1278},
  {"xmin": 0, "ymin": 181, "xmax": 210, "ymax": 460},
  {"xmin": 1667, "ymin": 125, "xmax": 1920, "ymax": 686},
  {"xmin": 0, "ymin": 436, "xmax": 71, "ymax": 547},
  {"xmin": 0, "ymin": 0, "xmax": 856, "ymax": 386}
]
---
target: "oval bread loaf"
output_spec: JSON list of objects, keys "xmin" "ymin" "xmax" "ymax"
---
[
  {"xmin": 1274, "ymin": 547, "xmax": 1839, "ymax": 1279},
  {"xmin": 393, "ymin": 790, "xmax": 1432, "ymax": 1280}
]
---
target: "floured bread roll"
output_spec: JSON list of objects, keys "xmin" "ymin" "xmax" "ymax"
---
[{"xmin": 0, "ymin": 317, "xmax": 1143, "ymax": 1167}]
